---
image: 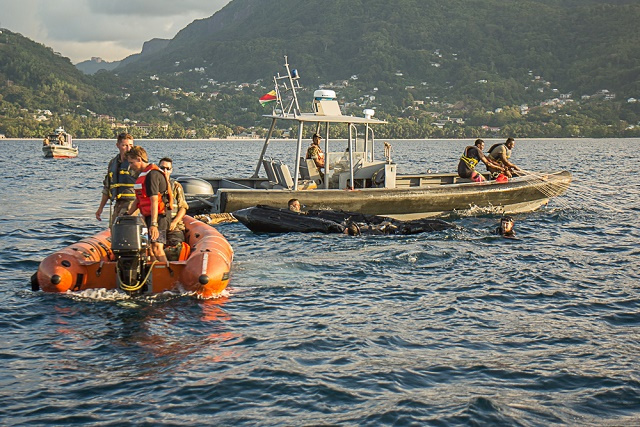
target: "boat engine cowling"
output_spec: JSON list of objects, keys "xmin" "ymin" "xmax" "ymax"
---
[
  {"xmin": 111, "ymin": 215, "xmax": 149, "ymax": 293},
  {"xmin": 177, "ymin": 176, "xmax": 214, "ymax": 195}
]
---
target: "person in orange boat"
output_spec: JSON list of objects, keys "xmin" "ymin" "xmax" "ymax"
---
[
  {"xmin": 158, "ymin": 157, "xmax": 189, "ymax": 247},
  {"xmin": 125, "ymin": 146, "xmax": 173, "ymax": 265},
  {"xmin": 95, "ymin": 133, "xmax": 137, "ymax": 227}
]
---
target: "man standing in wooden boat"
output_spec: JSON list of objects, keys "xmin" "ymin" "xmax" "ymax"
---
[
  {"xmin": 458, "ymin": 138, "xmax": 505, "ymax": 182},
  {"xmin": 125, "ymin": 146, "xmax": 173, "ymax": 265},
  {"xmin": 95, "ymin": 133, "xmax": 137, "ymax": 227}
]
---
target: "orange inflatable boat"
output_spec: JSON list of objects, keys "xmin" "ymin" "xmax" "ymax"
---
[{"xmin": 32, "ymin": 215, "xmax": 233, "ymax": 298}]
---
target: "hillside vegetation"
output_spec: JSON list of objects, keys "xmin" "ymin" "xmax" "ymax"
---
[
  {"xmin": 118, "ymin": 0, "xmax": 640, "ymax": 99},
  {"xmin": 0, "ymin": 30, "xmax": 103, "ymax": 111},
  {"xmin": 0, "ymin": 0, "xmax": 639, "ymax": 138}
]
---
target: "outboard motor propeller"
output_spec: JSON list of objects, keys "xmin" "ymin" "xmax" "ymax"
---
[{"xmin": 111, "ymin": 216, "xmax": 150, "ymax": 295}]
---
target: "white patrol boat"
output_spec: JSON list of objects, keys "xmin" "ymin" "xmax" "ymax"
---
[
  {"xmin": 42, "ymin": 127, "xmax": 78, "ymax": 159},
  {"xmin": 181, "ymin": 57, "xmax": 571, "ymax": 219}
]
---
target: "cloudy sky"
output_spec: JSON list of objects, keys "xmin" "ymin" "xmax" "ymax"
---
[{"xmin": 0, "ymin": 0, "xmax": 231, "ymax": 63}]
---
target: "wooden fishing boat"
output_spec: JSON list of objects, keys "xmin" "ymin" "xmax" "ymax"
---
[
  {"xmin": 181, "ymin": 57, "xmax": 571, "ymax": 220},
  {"xmin": 42, "ymin": 127, "xmax": 78, "ymax": 158},
  {"xmin": 32, "ymin": 216, "xmax": 233, "ymax": 298}
]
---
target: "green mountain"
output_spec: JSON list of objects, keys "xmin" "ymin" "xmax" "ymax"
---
[
  {"xmin": 0, "ymin": 29, "xmax": 104, "ymax": 112},
  {"xmin": 76, "ymin": 57, "xmax": 120, "ymax": 75},
  {"xmin": 1, "ymin": 0, "xmax": 639, "ymax": 138},
  {"xmin": 116, "ymin": 0, "xmax": 640, "ymax": 101}
]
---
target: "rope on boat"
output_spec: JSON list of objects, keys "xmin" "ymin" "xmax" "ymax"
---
[
  {"xmin": 119, "ymin": 260, "xmax": 157, "ymax": 293},
  {"xmin": 516, "ymin": 168, "xmax": 573, "ymax": 211},
  {"xmin": 194, "ymin": 213, "xmax": 237, "ymax": 225}
]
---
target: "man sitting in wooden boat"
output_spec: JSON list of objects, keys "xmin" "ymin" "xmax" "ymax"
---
[
  {"xmin": 487, "ymin": 138, "xmax": 522, "ymax": 178},
  {"xmin": 458, "ymin": 138, "xmax": 505, "ymax": 182}
]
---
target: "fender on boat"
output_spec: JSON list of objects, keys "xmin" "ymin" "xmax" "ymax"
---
[{"xmin": 33, "ymin": 216, "xmax": 233, "ymax": 298}]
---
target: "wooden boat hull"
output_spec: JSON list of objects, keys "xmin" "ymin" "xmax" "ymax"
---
[
  {"xmin": 43, "ymin": 144, "xmax": 79, "ymax": 158},
  {"xmin": 33, "ymin": 216, "xmax": 233, "ymax": 298},
  {"xmin": 187, "ymin": 171, "xmax": 571, "ymax": 220}
]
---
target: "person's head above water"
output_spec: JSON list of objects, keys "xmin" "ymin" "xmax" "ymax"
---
[
  {"xmin": 345, "ymin": 222, "xmax": 361, "ymax": 236},
  {"xmin": 500, "ymin": 216, "xmax": 515, "ymax": 235},
  {"xmin": 288, "ymin": 198, "xmax": 301, "ymax": 213}
]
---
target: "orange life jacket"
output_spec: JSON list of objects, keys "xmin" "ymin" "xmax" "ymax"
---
[{"xmin": 134, "ymin": 164, "xmax": 172, "ymax": 217}]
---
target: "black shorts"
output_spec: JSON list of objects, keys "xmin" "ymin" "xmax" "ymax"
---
[
  {"xmin": 144, "ymin": 215, "xmax": 169, "ymax": 245},
  {"xmin": 166, "ymin": 229, "xmax": 185, "ymax": 247}
]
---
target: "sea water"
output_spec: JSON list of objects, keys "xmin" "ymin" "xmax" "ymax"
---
[{"xmin": 0, "ymin": 138, "xmax": 639, "ymax": 425}]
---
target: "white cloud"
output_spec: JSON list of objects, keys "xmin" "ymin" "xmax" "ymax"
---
[
  {"xmin": 87, "ymin": 0, "xmax": 224, "ymax": 17},
  {"xmin": 0, "ymin": 0, "xmax": 230, "ymax": 63}
]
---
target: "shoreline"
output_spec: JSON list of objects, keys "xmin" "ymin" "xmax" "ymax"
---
[{"xmin": 3, "ymin": 137, "xmax": 640, "ymax": 142}]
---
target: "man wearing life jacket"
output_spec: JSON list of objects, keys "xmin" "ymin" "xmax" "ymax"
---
[
  {"xmin": 458, "ymin": 138, "xmax": 505, "ymax": 182},
  {"xmin": 95, "ymin": 133, "xmax": 137, "ymax": 227},
  {"xmin": 158, "ymin": 157, "xmax": 189, "ymax": 247},
  {"xmin": 487, "ymin": 137, "xmax": 521, "ymax": 178},
  {"xmin": 125, "ymin": 146, "xmax": 173, "ymax": 265}
]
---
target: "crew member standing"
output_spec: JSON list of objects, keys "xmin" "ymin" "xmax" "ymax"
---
[
  {"xmin": 125, "ymin": 146, "xmax": 173, "ymax": 265},
  {"xmin": 95, "ymin": 133, "xmax": 137, "ymax": 227}
]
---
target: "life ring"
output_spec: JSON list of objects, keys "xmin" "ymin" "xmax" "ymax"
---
[{"xmin": 372, "ymin": 167, "xmax": 386, "ymax": 187}]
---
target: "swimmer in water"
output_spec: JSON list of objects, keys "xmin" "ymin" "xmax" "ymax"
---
[{"xmin": 496, "ymin": 216, "xmax": 516, "ymax": 238}]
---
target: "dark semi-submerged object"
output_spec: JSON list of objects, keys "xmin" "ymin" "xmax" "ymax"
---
[{"xmin": 233, "ymin": 205, "xmax": 456, "ymax": 235}]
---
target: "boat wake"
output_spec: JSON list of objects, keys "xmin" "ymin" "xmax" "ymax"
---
[
  {"xmin": 61, "ymin": 287, "xmax": 232, "ymax": 302},
  {"xmin": 453, "ymin": 204, "xmax": 506, "ymax": 217}
]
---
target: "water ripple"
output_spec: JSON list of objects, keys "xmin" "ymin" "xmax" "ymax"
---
[{"xmin": 1, "ymin": 138, "xmax": 640, "ymax": 424}]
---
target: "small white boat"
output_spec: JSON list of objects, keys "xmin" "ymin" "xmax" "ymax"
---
[{"xmin": 42, "ymin": 127, "xmax": 78, "ymax": 158}]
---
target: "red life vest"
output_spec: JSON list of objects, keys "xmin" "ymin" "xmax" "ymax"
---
[{"xmin": 134, "ymin": 164, "xmax": 169, "ymax": 217}]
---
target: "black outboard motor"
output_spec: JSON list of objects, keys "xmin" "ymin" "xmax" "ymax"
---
[{"xmin": 111, "ymin": 216, "xmax": 150, "ymax": 294}]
